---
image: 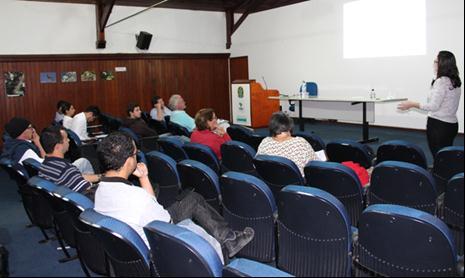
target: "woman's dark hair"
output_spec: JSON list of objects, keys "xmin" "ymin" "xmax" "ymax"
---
[
  {"xmin": 433, "ymin": 50, "xmax": 461, "ymax": 88},
  {"xmin": 195, "ymin": 108, "xmax": 215, "ymax": 131},
  {"xmin": 40, "ymin": 126, "xmax": 65, "ymax": 154},
  {"xmin": 57, "ymin": 100, "xmax": 70, "ymax": 114},
  {"xmin": 269, "ymin": 112, "xmax": 294, "ymax": 137},
  {"xmin": 97, "ymin": 132, "xmax": 135, "ymax": 171},
  {"xmin": 62, "ymin": 102, "xmax": 73, "ymax": 115},
  {"xmin": 151, "ymin": 96, "xmax": 161, "ymax": 106}
]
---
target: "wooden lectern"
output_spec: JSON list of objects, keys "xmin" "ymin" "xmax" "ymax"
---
[{"xmin": 231, "ymin": 80, "xmax": 280, "ymax": 128}]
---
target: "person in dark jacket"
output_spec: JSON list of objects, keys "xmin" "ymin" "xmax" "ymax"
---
[
  {"xmin": 122, "ymin": 103, "xmax": 158, "ymax": 138},
  {"xmin": 1, "ymin": 117, "xmax": 45, "ymax": 165}
]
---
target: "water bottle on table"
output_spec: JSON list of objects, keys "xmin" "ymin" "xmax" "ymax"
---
[{"xmin": 300, "ymin": 81, "xmax": 307, "ymax": 98}]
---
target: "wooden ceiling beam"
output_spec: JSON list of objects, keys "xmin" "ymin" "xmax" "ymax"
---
[
  {"xmin": 95, "ymin": 0, "xmax": 115, "ymax": 48},
  {"xmin": 225, "ymin": 0, "xmax": 264, "ymax": 49}
]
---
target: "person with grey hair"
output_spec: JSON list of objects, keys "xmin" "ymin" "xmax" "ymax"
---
[{"xmin": 168, "ymin": 94, "xmax": 196, "ymax": 132}]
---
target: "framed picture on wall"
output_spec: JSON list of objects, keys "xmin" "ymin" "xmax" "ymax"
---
[
  {"xmin": 81, "ymin": 70, "xmax": 97, "ymax": 81},
  {"xmin": 101, "ymin": 71, "xmax": 115, "ymax": 80},
  {"xmin": 4, "ymin": 71, "xmax": 25, "ymax": 97},
  {"xmin": 40, "ymin": 72, "xmax": 57, "ymax": 83},
  {"xmin": 61, "ymin": 71, "xmax": 77, "ymax": 83}
]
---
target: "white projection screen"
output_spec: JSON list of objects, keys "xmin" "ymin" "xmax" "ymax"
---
[{"xmin": 344, "ymin": 0, "xmax": 426, "ymax": 59}]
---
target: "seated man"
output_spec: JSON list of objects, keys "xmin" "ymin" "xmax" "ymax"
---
[
  {"xmin": 150, "ymin": 96, "xmax": 171, "ymax": 121},
  {"xmin": 168, "ymin": 94, "xmax": 196, "ymax": 132},
  {"xmin": 38, "ymin": 126, "xmax": 101, "ymax": 197},
  {"xmin": 122, "ymin": 103, "xmax": 158, "ymax": 138},
  {"xmin": 70, "ymin": 105, "xmax": 100, "ymax": 141},
  {"xmin": 1, "ymin": 117, "xmax": 45, "ymax": 165},
  {"xmin": 94, "ymin": 132, "xmax": 254, "ymax": 258}
]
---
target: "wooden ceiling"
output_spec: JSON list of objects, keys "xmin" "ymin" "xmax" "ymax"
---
[{"xmin": 24, "ymin": 0, "xmax": 309, "ymax": 13}]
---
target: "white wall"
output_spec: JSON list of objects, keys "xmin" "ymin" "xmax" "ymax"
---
[
  {"xmin": 0, "ymin": 0, "xmax": 227, "ymax": 54},
  {"xmin": 230, "ymin": 0, "xmax": 464, "ymax": 132}
]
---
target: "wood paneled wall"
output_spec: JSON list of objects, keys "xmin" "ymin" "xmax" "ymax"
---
[{"xmin": 0, "ymin": 53, "xmax": 231, "ymax": 143}]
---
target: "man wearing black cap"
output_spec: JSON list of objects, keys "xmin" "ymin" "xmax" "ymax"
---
[{"xmin": 2, "ymin": 117, "xmax": 45, "ymax": 165}]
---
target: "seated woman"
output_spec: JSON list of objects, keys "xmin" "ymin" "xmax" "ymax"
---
[
  {"xmin": 257, "ymin": 112, "xmax": 319, "ymax": 176},
  {"xmin": 190, "ymin": 108, "xmax": 231, "ymax": 160},
  {"xmin": 62, "ymin": 101, "xmax": 76, "ymax": 129}
]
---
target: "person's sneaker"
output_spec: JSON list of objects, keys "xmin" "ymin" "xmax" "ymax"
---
[{"xmin": 223, "ymin": 227, "xmax": 255, "ymax": 257}]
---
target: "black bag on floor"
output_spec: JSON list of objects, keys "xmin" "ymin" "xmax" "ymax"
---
[{"xmin": 0, "ymin": 244, "xmax": 9, "ymax": 277}]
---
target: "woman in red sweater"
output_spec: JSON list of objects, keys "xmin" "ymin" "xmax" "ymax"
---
[{"xmin": 190, "ymin": 108, "xmax": 231, "ymax": 160}]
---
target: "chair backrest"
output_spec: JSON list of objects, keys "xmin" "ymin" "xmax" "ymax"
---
[
  {"xmin": 148, "ymin": 119, "xmax": 168, "ymax": 135},
  {"xmin": 146, "ymin": 151, "xmax": 182, "ymax": 207},
  {"xmin": 278, "ymin": 185, "xmax": 352, "ymax": 277},
  {"xmin": 305, "ymin": 82, "xmax": 318, "ymax": 96},
  {"xmin": 66, "ymin": 128, "xmax": 82, "ymax": 146},
  {"xmin": 370, "ymin": 161, "xmax": 437, "ymax": 214},
  {"xmin": 253, "ymin": 155, "xmax": 304, "ymax": 200},
  {"xmin": 220, "ymin": 171, "xmax": 277, "ymax": 262},
  {"xmin": 143, "ymin": 221, "xmax": 222, "ymax": 277},
  {"xmin": 222, "ymin": 258, "xmax": 293, "ymax": 277},
  {"xmin": 326, "ymin": 139, "xmax": 374, "ymax": 168},
  {"xmin": 168, "ymin": 121, "xmax": 191, "ymax": 137},
  {"xmin": 304, "ymin": 160, "xmax": 363, "ymax": 225},
  {"xmin": 118, "ymin": 127, "xmax": 140, "ymax": 145},
  {"xmin": 177, "ymin": 159, "xmax": 221, "ymax": 212},
  {"xmin": 79, "ymin": 209, "xmax": 152, "ymax": 277},
  {"xmin": 442, "ymin": 172, "xmax": 464, "ymax": 256},
  {"xmin": 354, "ymin": 204, "xmax": 458, "ymax": 277},
  {"xmin": 433, "ymin": 146, "xmax": 464, "ymax": 194},
  {"xmin": 28, "ymin": 176, "xmax": 57, "ymax": 193},
  {"xmin": 65, "ymin": 128, "xmax": 83, "ymax": 161},
  {"xmin": 227, "ymin": 125, "xmax": 264, "ymax": 151},
  {"xmin": 221, "ymin": 140, "xmax": 258, "ymax": 176},
  {"xmin": 376, "ymin": 140, "xmax": 427, "ymax": 169},
  {"xmin": 182, "ymin": 142, "xmax": 221, "ymax": 173},
  {"xmin": 293, "ymin": 132, "xmax": 325, "ymax": 151},
  {"xmin": 99, "ymin": 112, "xmax": 122, "ymax": 133},
  {"xmin": 27, "ymin": 176, "xmax": 57, "ymax": 230},
  {"xmin": 158, "ymin": 136, "xmax": 188, "ymax": 162},
  {"xmin": 22, "ymin": 158, "xmax": 42, "ymax": 177}
]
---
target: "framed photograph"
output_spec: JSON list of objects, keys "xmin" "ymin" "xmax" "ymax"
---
[
  {"xmin": 40, "ymin": 72, "xmax": 57, "ymax": 83},
  {"xmin": 101, "ymin": 71, "xmax": 115, "ymax": 81},
  {"xmin": 61, "ymin": 71, "xmax": 77, "ymax": 83},
  {"xmin": 4, "ymin": 71, "xmax": 26, "ymax": 97},
  {"xmin": 81, "ymin": 70, "xmax": 97, "ymax": 82}
]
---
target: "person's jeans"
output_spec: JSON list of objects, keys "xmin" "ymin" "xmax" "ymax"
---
[
  {"xmin": 72, "ymin": 158, "xmax": 95, "ymax": 174},
  {"xmin": 167, "ymin": 191, "xmax": 231, "ymax": 243}
]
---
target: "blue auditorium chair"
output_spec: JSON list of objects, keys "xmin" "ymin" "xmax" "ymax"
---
[
  {"xmin": 326, "ymin": 139, "xmax": 374, "ymax": 168},
  {"xmin": 177, "ymin": 160, "xmax": 221, "ymax": 212},
  {"xmin": 27, "ymin": 176, "xmax": 58, "ymax": 243},
  {"xmin": 183, "ymin": 142, "xmax": 221, "ymax": 173},
  {"xmin": 253, "ymin": 155, "xmax": 304, "ymax": 200},
  {"xmin": 227, "ymin": 125, "xmax": 265, "ymax": 151},
  {"xmin": 369, "ymin": 161, "xmax": 437, "ymax": 214},
  {"xmin": 158, "ymin": 136, "xmax": 188, "ymax": 162},
  {"xmin": 143, "ymin": 221, "xmax": 292, "ymax": 277},
  {"xmin": 119, "ymin": 126, "xmax": 159, "ymax": 153},
  {"xmin": 220, "ymin": 172, "xmax": 277, "ymax": 262},
  {"xmin": 277, "ymin": 186, "xmax": 353, "ymax": 277},
  {"xmin": 376, "ymin": 140, "xmax": 427, "ymax": 169},
  {"xmin": 79, "ymin": 209, "xmax": 153, "ymax": 277},
  {"xmin": 168, "ymin": 121, "xmax": 191, "ymax": 137},
  {"xmin": 22, "ymin": 158, "xmax": 42, "ymax": 177},
  {"xmin": 304, "ymin": 160, "xmax": 364, "ymax": 225},
  {"xmin": 440, "ymin": 173, "xmax": 464, "ymax": 256},
  {"xmin": 353, "ymin": 204, "xmax": 460, "ymax": 277},
  {"xmin": 146, "ymin": 151, "xmax": 182, "ymax": 207},
  {"xmin": 221, "ymin": 140, "xmax": 258, "ymax": 176},
  {"xmin": 432, "ymin": 146, "xmax": 464, "ymax": 194},
  {"xmin": 294, "ymin": 131, "xmax": 325, "ymax": 151}
]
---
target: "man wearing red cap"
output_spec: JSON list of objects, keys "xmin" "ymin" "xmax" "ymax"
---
[{"xmin": 2, "ymin": 117, "xmax": 45, "ymax": 165}]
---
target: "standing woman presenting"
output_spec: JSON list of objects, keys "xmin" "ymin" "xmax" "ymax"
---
[{"xmin": 398, "ymin": 51, "xmax": 462, "ymax": 156}]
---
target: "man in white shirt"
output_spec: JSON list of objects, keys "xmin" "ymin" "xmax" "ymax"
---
[
  {"xmin": 94, "ymin": 132, "xmax": 254, "ymax": 258},
  {"xmin": 150, "ymin": 96, "xmax": 171, "ymax": 121},
  {"xmin": 1, "ymin": 117, "xmax": 45, "ymax": 165},
  {"xmin": 70, "ymin": 106, "xmax": 100, "ymax": 140}
]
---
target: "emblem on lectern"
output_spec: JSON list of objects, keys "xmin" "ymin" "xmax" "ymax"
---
[{"xmin": 238, "ymin": 87, "xmax": 244, "ymax": 98}]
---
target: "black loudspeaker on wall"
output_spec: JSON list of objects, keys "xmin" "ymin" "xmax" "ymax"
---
[{"xmin": 136, "ymin": 31, "xmax": 153, "ymax": 50}]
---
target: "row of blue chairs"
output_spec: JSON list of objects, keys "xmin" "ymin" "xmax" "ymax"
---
[{"xmin": 1, "ymin": 154, "xmax": 463, "ymax": 276}]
